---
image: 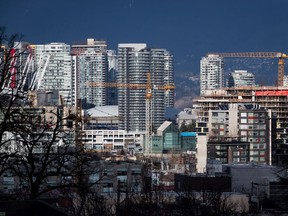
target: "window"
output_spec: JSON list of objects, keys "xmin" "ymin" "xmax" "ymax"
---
[
  {"xmin": 241, "ymin": 137, "xmax": 247, "ymax": 142},
  {"xmin": 260, "ymin": 157, "xmax": 265, "ymax": 162},
  {"xmin": 248, "ymin": 119, "xmax": 254, "ymax": 123},
  {"xmin": 253, "ymin": 132, "xmax": 259, "ymax": 136},
  {"xmin": 239, "ymin": 125, "xmax": 248, "ymax": 129},
  {"xmin": 117, "ymin": 171, "xmax": 127, "ymax": 176},
  {"xmin": 259, "ymin": 119, "xmax": 265, "ymax": 124},
  {"xmin": 253, "ymin": 125, "xmax": 259, "ymax": 130},
  {"xmin": 241, "ymin": 113, "xmax": 247, "ymax": 117},
  {"xmin": 241, "ymin": 119, "xmax": 247, "ymax": 123},
  {"xmin": 259, "ymin": 144, "xmax": 265, "ymax": 149}
]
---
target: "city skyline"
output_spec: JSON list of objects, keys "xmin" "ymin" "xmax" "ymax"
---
[{"xmin": 1, "ymin": 0, "xmax": 288, "ymax": 75}]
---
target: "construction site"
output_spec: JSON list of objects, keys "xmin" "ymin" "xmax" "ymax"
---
[{"xmin": 195, "ymin": 51, "xmax": 288, "ymax": 165}]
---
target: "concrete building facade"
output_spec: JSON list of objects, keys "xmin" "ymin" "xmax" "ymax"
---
[
  {"xmin": 227, "ymin": 70, "xmax": 255, "ymax": 87},
  {"xmin": 208, "ymin": 104, "xmax": 271, "ymax": 164},
  {"xmin": 106, "ymin": 50, "xmax": 118, "ymax": 105},
  {"xmin": 200, "ymin": 55, "xmax": 224, "ymax": 95},
  {"xmin": 71, "ymin": 39, "xmax": 108, "ymax": 107},
  {"xmin": 193, "ymin": 86, "xmax": 287, "ymax": 165},
  {"xmin": 117, "ymin": 43, "xmax": 148, "ymax": 132},
  {"xmin": 177, "ymin": 108, "xmax": 197, "ymax": 129},
  {"xmin": 117, "ymin": 44, "xmax": 174, "ymax": 132},
  {"xmin": 34, "ymin": 43, "xmax": 72, "ymax": 105}
]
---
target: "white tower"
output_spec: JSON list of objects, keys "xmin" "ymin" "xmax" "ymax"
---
[
  {"xmin": 200, "ymin": 55, "xmax": 224, "ymax": 95},
  {"xmin": 34, "ymin": 43, "xmax": 72, "ymax": 105}
]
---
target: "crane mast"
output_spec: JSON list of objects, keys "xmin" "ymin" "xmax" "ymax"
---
[
  {"xmin": 145, "ymin": 73, "xmax": 152, "ymax": 155},
  {"xmin": 85, "ymin": 73, "xmax": 175, "ymax": 155}
]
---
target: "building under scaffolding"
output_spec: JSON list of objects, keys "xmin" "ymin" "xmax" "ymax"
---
[{"xmin": 193, "ymin": 86, "xmax": 288, "ymax": 165}]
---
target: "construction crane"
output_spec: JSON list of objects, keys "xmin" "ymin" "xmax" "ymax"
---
[
  {"xmin": 145, "ymin": 73, "xmax": 153, "ymax": 155},
  {"xmin": 0, "ymin": 45, "xmax": 34, "ymax": 91},
  {"xmin": 207, "ymin": 52, "xmax": 288, "ymax": 86},
  {"xmin": 86, "ymin": 73, "xmax": 175, "ymax": 154},
  {"xmin": 29, "ymin": 53, "xmax": 50, "ymax": 91}
]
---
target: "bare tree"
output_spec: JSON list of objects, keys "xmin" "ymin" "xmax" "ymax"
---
[{"xmin": 0, "ymin": 27, "xmax": 104, "ymax": 206}]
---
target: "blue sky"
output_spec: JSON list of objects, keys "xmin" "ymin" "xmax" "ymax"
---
[{"xmin": 1, "ymin": 0, "xmax": 288, "ymax": 73}]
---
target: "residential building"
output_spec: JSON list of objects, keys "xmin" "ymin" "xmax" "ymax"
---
[
  {"xmin": 33, "ymin": 43, "xmax": 72, "ymax": 105},
  {"xmin": 195, "ymin": 122, "xmax": 209, "ymax": 135},
  {"xmin": 177, "ymin": 108, "xmax": 197, "ymax": 129},
  {"xmin": 91, "ymin": 160, "xmax": 144, "ymax": 193},
  {"xmin": 106, "ymin": 50, "xmax": 118, "ymax": 105},
  {"xmin": 117, "ymin": 43, "xmax": 148, "ymax": 132},
  {"xmin": 227, "ymin": 70, "xmax": 255, "ymax": 87},
  {"xmin": 207, "ymin": 104, "xmax": 271, "ymax": 164},
  {"xmin": 200, "ymin": 55, "xmax": 224, "ymax": 95},
  {"xmin": 71, "ymin": 39, "xmax": 108, "ymax": 107},
  {"xmin": 238, "ymin": 106, "xmax": 271, "ymax": 164},
  {"xmin": 163, "ymin": 50, "xmax": 174, "ymax": 107},
  {"xmin": 207, "ymin": 140, "xmax": 250, "ymax": 164},
  {"xmin": 117, "ymin": 44, "xmax": 174, "ymax": 132},
  {"xmin": 193, "ymin": 86, "xmax": 287, "ymax": 165},
  {"xmin": 150, "ymin": 48, "xmax": 174, "ymax": 128}
]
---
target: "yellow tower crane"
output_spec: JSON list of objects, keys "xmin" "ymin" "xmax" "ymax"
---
[
  {"xmin": 207, "ymin": 52, "xmax": 288, "ymax": 86},
  {"xmin": 86, "ymin": 72, "xmax": 175, "ymax": 154}
]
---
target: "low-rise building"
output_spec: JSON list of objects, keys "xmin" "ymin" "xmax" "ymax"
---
[
  {"xmin": 82, "ymin": 130, "xmax": 145, "ymax": 154},
  {"xmin": 177, "ymin": 108, "xmax": 197, "ymax": 128},
  {"xmin": 92, "ymin": 160, "xmax": 144, "ymax": 194},
  {"xmin": 180, "ymin": 132, "xmax": 196, "ymax": 152}
]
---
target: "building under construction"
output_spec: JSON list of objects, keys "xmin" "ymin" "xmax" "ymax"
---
[{"xmin": 193, "ymin": 86, "xmax": 288, "ymax": 165}]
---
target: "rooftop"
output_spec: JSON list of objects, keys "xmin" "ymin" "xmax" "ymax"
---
[{"xmin": 85, "ymin": 105, "xmax": 118, "ymax": 117}]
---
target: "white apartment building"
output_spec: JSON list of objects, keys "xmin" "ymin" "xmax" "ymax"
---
[
  {"xmin": 72, "ymin": 39, "xmax": 108, "ymax": 107},
  {"xmin": 163, "ymin": 50, "xmax": 175, "ymax": 107},
  {"xmin": 82, "ymin": 130, "xmax": 145, "ymax": 154},
  {"xmin": 117, "ymin": 44, "xmax": 174, "ymax": 132},
  {"xmin": 117, "ymin": 43, "xmax": 148, "ymax": 132},
  {"xmin": 33, "ymin": 43, "xmax": 72, "ymax": 105},
  {"xmin": 200, "ymin": 55, "xmax": 224, "ymax": 95}
]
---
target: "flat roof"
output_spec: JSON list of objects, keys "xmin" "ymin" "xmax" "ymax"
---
[
  {"xmin": 180, "ymin": 132, "xmax": 197, "ymax": 137},
  {"xmin": 85, "ymin": 105, "xmax": 118, "ymax": 117}
]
